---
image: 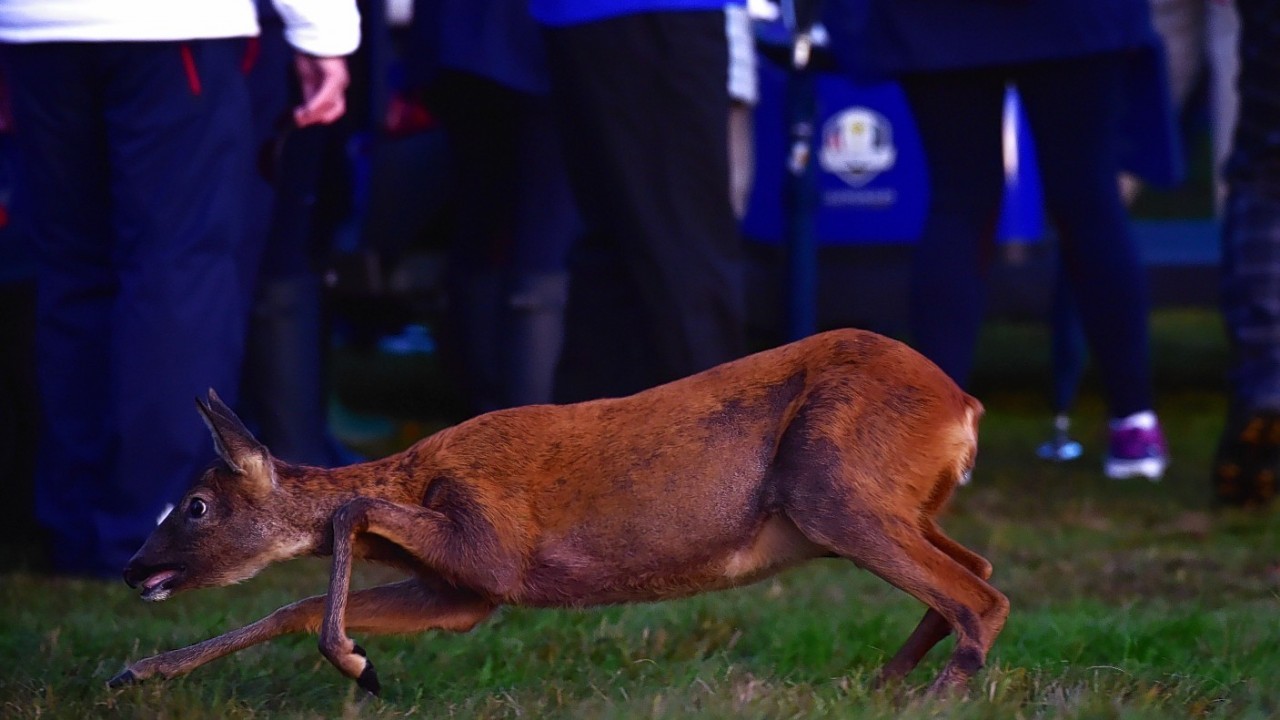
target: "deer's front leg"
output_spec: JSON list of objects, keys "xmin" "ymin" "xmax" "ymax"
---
[
  {"xmin": 111, "ymin": 590, "xmax": 332, "ymax": 687},
  {"xmin": 318, "ymin": 496, "xmax": 517, "ymax": 695},
  {"xmin": 113, "ymin": 578, "xmax": 495, "ymax": 689},
  {"xmin": 320, "ymin": 497, "xmax": 378, "ymax": 693}
]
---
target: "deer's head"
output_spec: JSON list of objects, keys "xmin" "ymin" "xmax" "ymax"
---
[{"xmin": 122, "ymin": 390, "xmax": 314, "ymax": 601}]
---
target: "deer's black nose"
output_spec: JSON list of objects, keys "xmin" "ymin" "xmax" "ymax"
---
[{"xmin": 122, "ymin": 562, "xmax": 143, "ymax": 588}]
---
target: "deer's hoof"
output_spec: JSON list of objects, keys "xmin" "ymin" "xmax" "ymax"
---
[
  {"xmin": 351, "ymin": 644, "xmax": 381, "ymax": 696},
  {"xmin": 356, "ymin": 658, "xmax": 381, "ymax": 697},
  {"xmin": 108, "ymin": 668, "xmax": 139, "ymax": 688}
]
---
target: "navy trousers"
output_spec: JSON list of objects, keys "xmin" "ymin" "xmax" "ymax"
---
[
  {"xmin": 1220, "ymin": 0, "xmax": 1280, "ymax": 414},
  {"xmin": 901, "ymin": 52, "xmax": 1155, "ymax": 418},
  {"xmin": 1221, "ymin": 177, "xmax": 1280, "ymax": 412},
  {"xmin": 6, "ymin": 40, "xmax": 258, "ymax": 576},
  {"xmin": 543, "ymin": 11, "xmax": 746, "ymax": 401},
  {"xmin": 238, "ymin": 19, "xmax": 347, "ymax": 467}
]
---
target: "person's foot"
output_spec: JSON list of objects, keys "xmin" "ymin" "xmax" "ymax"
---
[
  {"xmin": 1037, "ymin": 414, "xmax": 1083, "ymax": 462},
  {"xmin": 1104, "ymin": 411, "xmax": 1169, "ymax": 481},
  {"xmin": 1212, "ymin": 409, "xmax": 1280, "ymax": 508}
]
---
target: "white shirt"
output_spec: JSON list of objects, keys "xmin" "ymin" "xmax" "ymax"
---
[{"xmin": 0, "ymin": 0, "xmax": 361, "ymax": 57}]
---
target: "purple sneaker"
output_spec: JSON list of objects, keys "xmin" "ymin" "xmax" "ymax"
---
[{"xmin": 1104, "ymin": 414, "xmax": 1169, "ymax": 481}]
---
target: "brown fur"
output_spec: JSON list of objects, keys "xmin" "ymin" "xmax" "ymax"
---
[{"xmin": 114, "ymin": 329, "xmax": 1008, "ymax": 696}]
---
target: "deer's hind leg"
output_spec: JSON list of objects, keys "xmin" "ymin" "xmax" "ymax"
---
[
  {"xmin": 876, "ymin": 522, "xmax": 997, "ymax": 684},
  {"xmin": 792, "ymin": 506, "xmax": 1007, "ymax": 693},
  {"xmin": 782, "ymin": 447, "xmax": 1007, "ymax": 696}
]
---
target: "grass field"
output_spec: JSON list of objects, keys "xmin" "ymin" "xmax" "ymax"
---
[{"xmin": 4, "ymin": 309, "xmax": 1280, "ymax": 719}]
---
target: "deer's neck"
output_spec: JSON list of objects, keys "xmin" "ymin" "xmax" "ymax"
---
[{"xmin": 280, "ymin": 457, "xmax": 428, "ymax": 556}]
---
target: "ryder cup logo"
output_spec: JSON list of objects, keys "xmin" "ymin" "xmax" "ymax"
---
[{"xmin": 819, "ymin": 107, "xmax": 896, "ymax": 187}]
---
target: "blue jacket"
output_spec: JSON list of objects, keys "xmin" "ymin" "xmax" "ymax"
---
[
  {"xmin": 409, "ymin": 0, "xmax": 549, "ymax": 94},
  {"xmin": 823, "ymin": 0, "xmax": 1157, "ymax": 81},
  {"xmin": 530, "ymin": 0, "xmax": 732, "ymax": 28},
  {"xmin": 821, "ymin": 0, "xmax": 1181, "ymax": 186}
]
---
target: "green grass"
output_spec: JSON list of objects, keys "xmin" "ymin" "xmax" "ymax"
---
[{"xmin": 5, "ymin": 309, "xmax": 1280, "ymax": 719}]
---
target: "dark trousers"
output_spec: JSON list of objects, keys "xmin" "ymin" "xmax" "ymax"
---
[
  {"xmin": 1220, "ymin": 0, "xmax": 1280, "ymax": 414},
  {"xmin": 902, "ymin": 52, "xmax": 1154, "ymax": 417},
  {"xmin": 238, "ymin": 21, "xmax": 343, "ymax": 467},
  {"xmin": 436, "ymin": 71, "xmax": 578, "ymax": 412},
  {"xmin": 1221, "ymin": 176, "xmax": 1280, "ymax": 411},
  {"xmin": 438, "ymin": 72, "xmax": 577, "ymax": 276},
  {"xmin": 0, "ymin": 279, "xmax": 37, "ymax": 543},
  {"xmin": 543, "ymin": 11, "xmax": 746, "ymax": 401},
  {"xmin": 247, "ymin": 21, "xmax": 327, "ymax": 281},
  {"xmin": 6, "ymin": 40, "xmax": 257, "ymax": 575}
]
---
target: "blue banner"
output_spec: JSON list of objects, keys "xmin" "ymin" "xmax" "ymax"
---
[{"xmin": 743, "ymin": 60, "xmax": 1046, "ymax": 246}]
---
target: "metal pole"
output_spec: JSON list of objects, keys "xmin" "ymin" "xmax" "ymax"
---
[{"xmin": 780, "ymin": 1, "xmax": 821, "ymax": 340}]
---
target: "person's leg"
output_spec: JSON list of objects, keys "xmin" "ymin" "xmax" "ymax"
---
[
  {"xmin": 1037, "ymin": 260, "xmax": 1089, "ymax": 463},
  {"xmin": 1205, "ymin": 0, "xmax": 1242, "ymax": 213},
  {"xmin": 7, "ymin": 43, "xmax": 116, "ymax": 574},
  {"xmin": 544, "ymin": 11, "xmax": 745, "ymax": 400},
  {"xmin": 648, "ymin": 10, "xmax": 745, "ymax": 376},
  {"xmin": 241, "ymin": 265, "xmax": 333, "ymax": 466},
  {"xmin": 1215, "ymin": 176, "xmax": 1280, "ymax": 505},
  {"xmin": 435, "ymin": 72, "xmax": 523, "ymax": 414},
  {"xmin": 1018, "ymin": 53, "xmax": 1156, "ymax": 418},
  {"xmin": 543, "ymin": 17, "xmax": 660, "ymax": 401},
  {"xmin": 504, "ymin": 94, "xmax": 577, "ymax": 407},
  {"xmin": 1017, "ymin": 52, "xmax": 1165, "ymax": 479},
  {"xmin": 241, "ymin": 22, "xmax": 344, "ymax": 465},
  {"xmin": 898, "ymin": 69, "xmax": 1008, "ymax": 388},
  {"xmin": 1210, "ymin": 0, "xmax": 1280, "ymax": 505},
  {"xmin": 100, "ymin": 39, "xmax": 256, "ymax": 569}
]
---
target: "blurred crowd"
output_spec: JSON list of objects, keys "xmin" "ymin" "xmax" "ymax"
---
[{"xmin": 0, "ymin": 0, "xmax": 1277, "ymax": 579}]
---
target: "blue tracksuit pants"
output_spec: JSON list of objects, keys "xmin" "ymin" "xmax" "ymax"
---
[{"xmin": 6, "ymin": 39, "xmax": 259, "ymax": 575}]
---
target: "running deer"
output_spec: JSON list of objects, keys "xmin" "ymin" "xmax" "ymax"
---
[{"xmin": 111, "ymin": 329, "xmax": 1007, "ymax": 696}]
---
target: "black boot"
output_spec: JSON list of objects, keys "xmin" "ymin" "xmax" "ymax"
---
[
  {"xmin": 1212, "ymin": 407, "xmax": 1280, "ymax": 508},
  {"xmin": 445, "ymin": 269, "xmax": 506, "ymax": 415},
  {"xmin": 505, "ymin": 272, "xmax": 569, "ymax": 407},
  {"xmin": 242, "ymin": 273, "xmax": 342, "ymax": 466}
]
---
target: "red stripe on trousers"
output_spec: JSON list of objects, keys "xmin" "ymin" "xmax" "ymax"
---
[
  {"xmin": 241, "ymin": 37, "xmax": 260, "ymax": 74},
  {"xmin": 180, "ymin": 43, "xmax": 202, "ymax": 95}
]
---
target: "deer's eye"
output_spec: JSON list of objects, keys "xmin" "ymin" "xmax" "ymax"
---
[{"xmin": 188, "ymin": 498, "xmax": 208, "ymax": 519}]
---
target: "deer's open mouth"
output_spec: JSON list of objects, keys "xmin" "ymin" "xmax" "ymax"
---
[{"xmin": 136, "ymin": 565, "xmax": 185, "ymax": 602}]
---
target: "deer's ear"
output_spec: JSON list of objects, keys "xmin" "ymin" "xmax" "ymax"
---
[{"xmin": 195, "ymin": 388, "xmax": 276, "ymax": 494}]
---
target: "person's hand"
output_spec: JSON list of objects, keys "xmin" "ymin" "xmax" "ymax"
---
[{"xmin": 293, "ymin": 54, "xmax": 349, "ymax": 127}]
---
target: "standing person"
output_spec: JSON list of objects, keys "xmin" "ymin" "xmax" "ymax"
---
[
  {"xmin": 1212, "ymin": 0, "xmax": 1280, "ymax": 507},
  {"xmin": 1042, "ymin": 0, "xmax": 1239, "ymax": 462},
  {"xmin": 0, "ymin": 0, "xmax": 359, "ymax": 577},
  {"xmin": 1136, "ymin": 0, "xmax": 1240, "ymax": 211},
  {"xmin": 409, "ymin": 0, "xmax": 580, "ymax": 414},
  {"xmin": 825, "ymin": 0, "xmax": 1173, "ymax": 480},
  {"xmin": 531, "ymin": 0, "xmax": 748, "ymax": 402},
  {"xmin": 240, "ymin": 0, "xmax": 354, "ymax": 467}
]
